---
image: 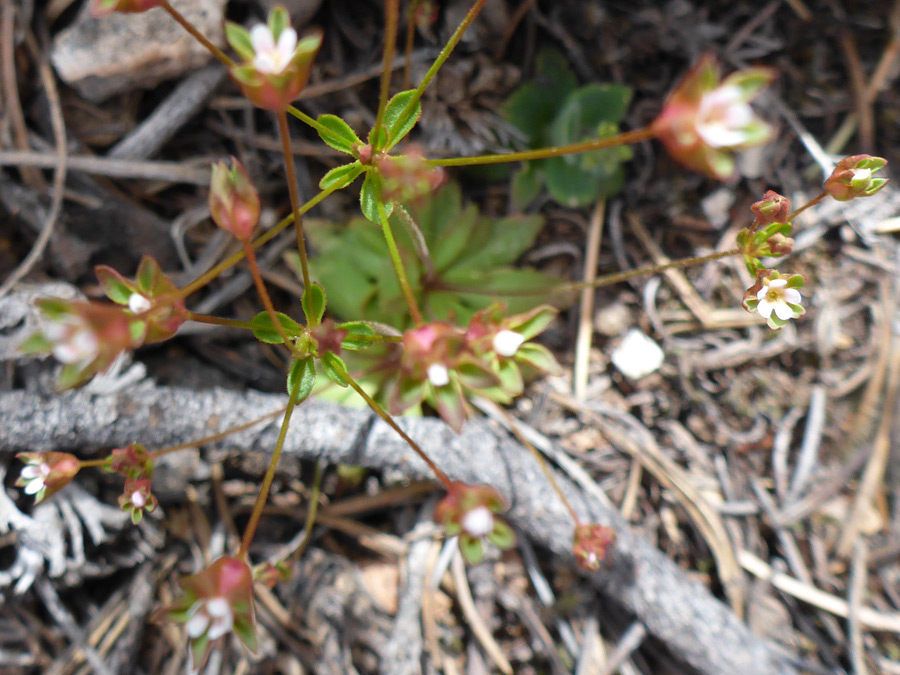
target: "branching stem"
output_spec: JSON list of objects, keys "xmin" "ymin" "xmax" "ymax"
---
[
  {"xmin": 242, "ymin": 240, "xmax": 297, "ymax": 351},
  {"xmin": 377, "ymin": 200, "xmax": 424, "ymax": 326}
]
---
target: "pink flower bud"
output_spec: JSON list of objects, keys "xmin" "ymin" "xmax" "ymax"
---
[
  {"xmin": 104, "ymin": 443, "xmax": 154, "ymax": 479},
  {"xmin": 750, "ymin": 190, "xmax": 791, "ymax": 226},
  {"xmin": 90, "ymin": 0, "xmax": 164, "ymax": 16},
  {"xmin": 824, "ymin": 154, "xmax": 888, "ymax": 201},
  {"xmin": 15, "ymin": 452, "xmax": 81, "ymax": 503},
  {"xmin": 118, "ymin": 477, "xmax": 158, "ymax": 524},
  {"xmin": 209, "ymin": 158, "xmax": 261, "ymax": 241},
  {"xmin": 374, "ymin": 145, "xmax": 446, "ymax": 204},
  {"xmin": 573, "ymin": 523, "xmax": 615, "ymax": 571}
]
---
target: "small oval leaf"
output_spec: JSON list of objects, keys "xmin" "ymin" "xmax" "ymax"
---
[
  {"xmin": 337, "ymin": 321, "xmax": 378, "ymax": 350},
  {"xmin": 382, "ymin": 90, "xmax": 421, "ymax": 150},
  {"xmin": 301, "ymin": 283, "xmax": 327, "ymax": 326},
  {"xmin": 317, "ymin": 115, "xmax": 363, "ymax": 154},
  {"xmin": 251, "ymin": 311, "xmax": 303, "ymax": 344},
  {"xmin": 321, "ymin": 352, "xmax": 349, "ymax": 387},
  {"xmin": 360, "ymin": 172, "xmax": 393, "ymax": 222},
  {"xmin": 287, "ymin": 356, "xmax": 317, "ymax": 404},
  {"xmin": 319, "ymin": 162, "xmax": 365, "ymax": 191}
]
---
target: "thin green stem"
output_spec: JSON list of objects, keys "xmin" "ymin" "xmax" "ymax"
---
[
  {"xmin": 373, "ymin": 0, "xmax": 401, "ymax": 142},
  {"xmin": 178, "ymin": 186, "xmax": 335, "ymax": 300},
  {"xmin": 378, "ymin": 200, "xmax": 424, "ymax": 326},
  {"xmin": 284, "ymin": 106, "xmax": 332, "ymax": 139},
  {"xmin": 79, "ymin": 458, "xmax": 106, "ymax": 469},
  {"xmin": 387, "ymin": 0, "xmax": 489, "ymax": 152},
  {"xmin": 148, "ymin": 406, "xmax": 286, "ymax": 461},
  {"xmin": 786, "ymin": 191, "xmax": 828, "ymax": 222},
  {"xmin": 238, "ymin": 382, "xmax": 301, "ymax": 558},
  {"xmin": 162, "ymin": 1, "xmax": 232, "ymax": 66},
  {"xmin": 277, "ymin": 110, "xmax": 314, "ymax": 323},
  {"xmin": 188, "ymin": 312, "xmax": 254, "ymax": 330},
  {"xmin": 242, "ymin": 240, "xmax": 297, "ymax": 351},
  {"xmin": 402, "ymin": 1, "xmax": 416, "ymax": 90},
  {"xmin": 288, "ymin": 459, "xmax": 324, "ymax": 563},
  {"xmin": 342, "ymin": 374, "xmax": 452, "ymax": 488},
  {"xmin": 430, "ymin": 126, "xmax": 656, "ymax": 167}
]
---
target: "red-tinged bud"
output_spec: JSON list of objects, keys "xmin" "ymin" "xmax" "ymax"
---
[
  {"xmin": 119, "ymin": 477, "xmax": 158, "ymax": 524},
  {"xmin": 104, "ymin": 443, "xmax": 154, "ymax": 479},
  {"xmin": 410, "ymin": 1, "xmax": 440, "ymax": 30},
  {"xmin": 750, "ymin": 190, "xmax": 791, "ymax": 226},
  {"xmin": 254, "ymin": 561, "xmax": 292, "ymax": 589},
  {"xmin": 225, "ymin": 7, "xmax": 323, "ymax": 112},
  {"xmin": 356, "ymin": 143, "xmax": 375, "ymax": 165},
  {"xmin": 310, "ymin": 319, "xmax": 347, "ymax": 358},
  {"xmin": 90, "ymin": 0, "xmax": 164, "ymax": 16},
  {"xmin": 434, "ymin": 481, "xmax": 516, "ymax": 563},
  {"xmin": 824, "ymin": 154, "xmax": 888, "ymax": 201},
  {"xmin": 156, "ymin": 556, "xmax": 257, "ymax": 672},
  {"xmin": 209, "ymin": 158, "xmax": 260, "ymax": 241},
  {"xmin": 15, "ymin": 452, "xmax": 81, "ymax": 504},
  {"xmin": 374, "ymin": 145, "xmax": 446, "ymax": 204},
  {"xmin": 651, "ymin": 53, "xmax": 775, "ymax": 181},
  {"xmin": 573, "ymin": 523, "xmax": 615, "ymax": 571}
]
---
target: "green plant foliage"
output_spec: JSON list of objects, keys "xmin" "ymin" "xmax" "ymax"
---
[
  {"xmin": 504, "ymin": 50, "xmax": 633, "ymax": 208},
  {"xmin": 291, "ymin": 181, "xmax": 565, "ymax": 329}
]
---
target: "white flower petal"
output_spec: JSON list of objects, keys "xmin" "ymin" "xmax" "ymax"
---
[
  {"xmin": 128, "ymin": 293, "xmax": 151, "ymax": 314},
  {"xmin": 276, "ymin": 27, "xmax": 297, "ymax": 58},
  {"xmin": 853, "ymin": 168, "xmax": 872, "ymax": 182},
  {"xmin": 756, "ymin": 286, "xmax": 769, "ymax": 301},
  {"xmin": 250, "ymin": 24, "xmax": 274, "ymax": 53},
  {"xmin": 492, "ymin": 330, "xmax": 524, "ymax": 358},
  {"xmin": 783, "ymin": 288, "xmax": 801, "ymax": 305},
  {"xmin": 253, "ymin": 53, "xmax": 277, "ymax": 74},
  {"xmin": 427, "ymin": 364, "xmax": 450, "ymax": 387},
  {"xmin": 756, "ymin": 299, "xmax": 774, "ymax": 319},
  {"xmin": 767, "ymin": 278, "xmax": 787, "ymax": 289},
  {"xmin": 206, "ymin": 597, "xmax": 231, "ymax": 618},
  {"xmin": 774, "ymin": 301, "xmax": 794, "ymax": 321},
  {"xmin": 186, "ymin": 611, "xmax": 210, "ymax": 638},
  {"xmin": 462, "ymin": 506, "xmax": 494, "ymax": 537},
  {"xmin": 20, "ymin": 465, "xmax": 41, "ymax": 479},
  {"xmin": 207, "ymin": 612, "xmax": 234, "ymax": 641},
  {"xmin": 131, "ymin": 490, "xmax": 146, "ymax": 509},
  {"xmin": 24, "ymin": 479, "xmax": 44, "ymax": 495}
]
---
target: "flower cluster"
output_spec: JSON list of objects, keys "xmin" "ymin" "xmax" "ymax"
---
[
  {"xmin": 386, "ymin": 305, "xmax": 560, "ymax": 432},
  {"xmin": 15, "ymin": 452, "xmax": 81, "ymax": 503},
  {"xmin": 652, "ymin": 53, "xmax": 774, "ymax": 181},
  {"xmin": 434, "ymin": 482, "xmax": 516, "ymax": 563},
  {"xmin": 156, "ymin": 556, "xmax": 257, "ymax": 672},
  {"xmin": 103, "ymin": 443, "xmax": 158, "ymax": 524},
  {"xmin": 225, "ymin": 6, "xmax": 323, "ymax": 112}
]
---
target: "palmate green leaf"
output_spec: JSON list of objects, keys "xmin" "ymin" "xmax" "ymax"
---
[{"xmin": 316, "ymin": 115, "xmax": 363, "ymax": 154}]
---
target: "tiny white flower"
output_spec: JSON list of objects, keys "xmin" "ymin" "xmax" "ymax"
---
[
  {"xmin": 186, "ymin": 608, "xmax": 209, "ymax": 639},
  {"xmin": 128, "ymin": 293, "xmax": 151, "ymax": 314},
  {"xmin": 492, "ymin": 330, "xmax": 524, "ymax": 358},
  {"xmin": 20, "ymin": 462, "xmax": 51, "ymax": 495},
  {"xmin": 755, "ymin": 277, "xmax": 801, "ymax": 321},
  {"xmin": 461, "ymin": 506, "xmax": 494, "ymax": 537},
  {"xmin": 130, "ymin": 490, "xmax": 146, "ymax": 509},
  {"xmin": 48, "ymin": 316, "xmax": 99, "ymax": 367},
  {"xmin": 427, "ymin": 363, "xmax": 450, "ymax": 387},
  {"xmin": 696, "ymin": 85, "xmax": 754, "ymax": 148},
  {"xmin": 186, "ymin": 597, "xmax": 234, "ymax": 640},
  {"xmin": 251, "ymin": 24, "xmax": 298, "ymax": 75}
]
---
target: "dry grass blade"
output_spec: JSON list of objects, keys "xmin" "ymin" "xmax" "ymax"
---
[{"xmin": 574, "ymin": 200, "xmax": 605, "ymax": 399}]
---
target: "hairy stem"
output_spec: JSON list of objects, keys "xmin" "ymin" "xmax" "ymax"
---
[
  {"xmin": 430, "ymin": 126, "xmax": 656, "ymax": 167},
  {"xmin": 342, "ymin": 374, "xmax": 452, "ymax": 488},
  {"xmin": 238, "ymin": 383, "xmax": 301, "ymax": 558},
  {"xmin": 277, "ymin": 111, "xmax": 314, "ymax": 322},
  {"xmin": 378, "ymin": 200, "xmax": 424, "ymax": 326},
  {"xmin": 188, "ymin": 312, "xmax": 254, "ymax": 330},
  {"xmin": 242, "ymin": 240, "xmax": 297, "ymax": 350},
  {"xmin": 178, "ymin": 186, "xmax": 335, "ymax": 299},
  {"xmin": 387, "ymin": 0, "xmax": 489, "ymax": 152},
  {"xmin": 148, "ymin": 406, "xmax": 286, "ymax": 461},
  {"xmin": 374, "ymin": 0, "xmax": 401, "ymax": 143}
]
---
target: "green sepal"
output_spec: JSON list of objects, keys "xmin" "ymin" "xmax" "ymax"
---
[
  {"xmin": 268, "ymin": 6, "xmax": 289, "ymax": 40},
  {"xmin": 287, "ymin": 356, "xmax": 317, "ymax": 404},
  {"xmin": 301, "ymin": 282, "xmax": 327, "ymax": 326},
  {"xmin": 250, "ymin": 311, "xmax": 303, "ymax": 344},
  {"xmin": 487, "ymin": 519, "xmax": 516, "ymax": 550},
  {"xmin": 18, "ymin": 332, "xmax": 53, "ymax": 355},
  {"xmin": 225, "ymin": 22, "xmax": 254, "ymax": 61},
  {"xmin": 382, "ymin": 90, "xmax": 421, "ymax": 150},
  {"xmin": 56, "ymin": 363, "xmax": 90, "ymax": 391},
  {"xmin": 321, "ymin": 351, "xmax": 350, "ymax": 387},
  {"xmin": 232, "ymin": 613, "xmax": 259, "ymax": 653},
  {"xmin": 135, "ymin": 256, "xmax": 159, "ymax": 293},
  {"xmin": 516, "ymin": 343, "xmax": 562, "ymax": 375},
  {"xmin": 459, "ymin": 535, "xmax": 484, "ymax": 564},
  {"xmin": 36, "ymin": 298, "xmax": 71, "ymax": 320},
  {"xmin": 95, "ymin": 265, "xmax": 134, "ymax": 305},
  {"xmin": 337, "ymin": 321, "xmax": 378, "ymax": 350},
  {"xmin": 129, "ymin": 320, "xmax": 147, "ymax": 344},
  {"xmin": 319, "ymin": 162, "xmax": 364, "ymax": 191},
  {"xmin": 316, "ymin": 115, "xmax": 363, "ymax": 154},
  {"xmin": 130, "ymin": 508, "xmax": 144, "ymax": 525},
  {"xmin": 510, "ymin": 305, "xmax": 557, "ymax": 340}
]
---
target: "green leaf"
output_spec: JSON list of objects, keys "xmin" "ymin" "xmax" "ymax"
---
[
  {"xmin": 511, "ymin": 165, "xmax": 542, "ymax": 210},
  {"xmin": 94, "ymin": 265, "xmax": 133, "ymax": 305},
  {"xmin": 338, "ymin": 321, "xmax": 378, "ymax": 350},
  {"xmin": 319, "ymin": 162, "xmax": 365, "ymax": 191},
  {"xmin": 382, "ymin": 90, "xmax": 421, "ymax": 150},
  {"xmin": 135, "ymin": 256, "xmax": 159, "ymax": 293},
  {"xmin": 18, "ymin": 332, "xmax": 53, "ymax": 355},
  {"xmin": 287, "ymin": 356, "xmax": 317, "ymax": 404},
  {"xmin": 316, "ymin": 115, "xmax": 363, "ymax": 154},
  {"xmin": 488, "ymin": 519, "xmax": 516, "ymax": 550},
  {"xmin": 250, "ymin": 312, "xmax": 303, "ymax": 344},
  {"xmin": 452, "ymin": 214, "xmax": 545, "ymax": 271},
  {"xmin": 321, "ymin": 352, "xmax": 349, "ymax": 387},
  {"xmin": 225, "ymin": 22, "xmax": 254, "ymax": 61},
  {"xmin": 459, "ymin": 535, "xmax": 484, "ymax": 564},
  {"xmin": 503, "ymin": 50, "xmax": 577, "ymax": 143},
  {"xmin": 360, "ymin": 173, "xmax": 393, "ymax": 222},
  {"xmin": 301, "ymin": 283, "xmax": 327, "ymax": 326}
]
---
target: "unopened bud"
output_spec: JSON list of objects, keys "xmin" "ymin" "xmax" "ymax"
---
[{"xmin": 209, "ymin": 158, "xmax": 261, "ymax": 241}]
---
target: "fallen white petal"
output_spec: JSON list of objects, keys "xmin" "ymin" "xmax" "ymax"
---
[{"xmin": 610, "ymin": 329, "xmax": 665, "ymax": 380}]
